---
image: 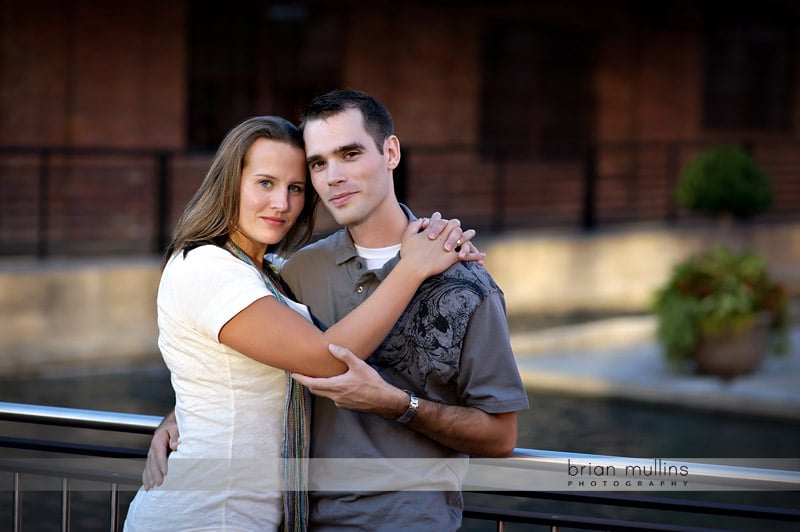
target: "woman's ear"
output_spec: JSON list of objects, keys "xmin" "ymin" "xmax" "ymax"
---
[{"xmin": 384, "ymin": 135, "xmax": 401, "ymax": 170}]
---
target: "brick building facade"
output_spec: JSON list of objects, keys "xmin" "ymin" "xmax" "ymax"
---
[{"xmin": 2, "ymin": 0, "xmax": 799, "ymax": 255}]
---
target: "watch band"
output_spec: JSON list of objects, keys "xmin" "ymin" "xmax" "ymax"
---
[{"xmin": 395, "ymin": 390, "xmax": 419, "ymax": 424}]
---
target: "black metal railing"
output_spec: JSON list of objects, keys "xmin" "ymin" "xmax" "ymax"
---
[
  {"xmin": 2, "ymin": 140, "xmax": 800, "ymax": 258},
  {"xmin": 1, "ymin": 401, "xmax": 798, "ymax": 531}
]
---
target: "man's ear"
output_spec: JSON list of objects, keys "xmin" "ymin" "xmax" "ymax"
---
[{"xmin": 384, "ymin": 135, "xmax": 401, "ymax": 170}]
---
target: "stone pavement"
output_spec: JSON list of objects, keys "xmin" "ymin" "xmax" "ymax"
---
[{"xmin": 510, "ymin": 317, "xmax": 800, "ymax": 421}]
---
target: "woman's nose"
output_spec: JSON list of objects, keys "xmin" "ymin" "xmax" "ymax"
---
[{"xmin": 271, "ymin": 190, "xmax": 289, "ymax": 211}]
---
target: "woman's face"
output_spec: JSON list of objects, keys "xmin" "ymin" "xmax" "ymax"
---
[{"xmin": 231, "ymin": 138, "xmax": 306, "ymax": 260}]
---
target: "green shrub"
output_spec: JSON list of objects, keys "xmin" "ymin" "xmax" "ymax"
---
[
  {"xmin": 676, "ymin": 145, "xmax": 772, "ymax": 218},
  {"xmin": 652, "ymin": 246, "xmax": 789, "ymax": 366}
]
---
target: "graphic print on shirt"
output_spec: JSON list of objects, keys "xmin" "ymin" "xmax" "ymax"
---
[{"xmin": 373, "ymin": 263, "xmax": 498, "ymax": 391}]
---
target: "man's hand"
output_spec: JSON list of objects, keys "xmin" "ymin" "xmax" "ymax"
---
[
  {"xmin": 294, "ymin": 345, "xmax": 518, "ymax": 457},
  {"xmin": 142, "ymin": 412, "xmax": 179, "ymax": 490},
  {"xmin": 291, "ymin": 344, "xmax": 407, "ymax": 419}
]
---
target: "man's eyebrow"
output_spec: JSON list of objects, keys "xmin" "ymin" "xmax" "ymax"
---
[
  {"xmin": 306, "ymin": 142, "xmax": 367, "ymax": 165},
  {"xmin": 336, "ymin": 142, "xmax": 366, "ymax": 154}
]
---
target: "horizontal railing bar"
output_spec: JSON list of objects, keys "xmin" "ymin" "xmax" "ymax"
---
[
  {"xmin": 0, "ymin": 401, "xmax": 162, "ymax": 434},
  {"xmin": 463, "ymin": 504, "xmax": 730, "ymax": 532},
  {"xmin": 472, "ymin": 491, "xmax": 800, "ymax": 522},
  {"xmin": 2, "ymin": 401, "xmax": 798, "ymax": 491},
  {"xmin": 486, "ymin": 448, "xmax": 800, "ymax": 491},
  {"xmin": 0, "ymin": 435, "xmax": 147, "ymax": 459}
]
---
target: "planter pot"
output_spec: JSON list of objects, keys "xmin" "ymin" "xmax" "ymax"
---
[{"xmin": 692, "ymin": 313, "xmax": 772, "ymax": 379}]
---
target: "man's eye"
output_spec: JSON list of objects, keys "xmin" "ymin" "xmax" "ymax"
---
[
  {"xmin": 309, "ymin": 161, "xmax": 324, "ymax": 170},
  {"xmin": 344, "ymin": 151, "xmax": 359, "ymax": 159}
]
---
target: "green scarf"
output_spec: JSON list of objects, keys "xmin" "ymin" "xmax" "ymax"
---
[{"xmin": 224, "ymin": 241, "xmax": 309, "ymax": 532}]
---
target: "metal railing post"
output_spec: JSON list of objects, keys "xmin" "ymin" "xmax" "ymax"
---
[
  {"xmin": 13, "ymin": 471, "xmax": 21, "ymax": 532},
  {"xmin": 110, "ymin": 482, "xmax": 120, "ymax": 532},
  {"xmin": 62, "ymin": 477, "xmax": 71, "ymax": 532}
]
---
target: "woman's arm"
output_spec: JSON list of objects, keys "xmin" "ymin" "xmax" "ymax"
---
[
  {"xmin": 293, "ymin": 345, "xmax": 518, "ymax": 457},
  {"xmin": 219, "ymin": 218, "xmax": 477, "ymax": 377}
]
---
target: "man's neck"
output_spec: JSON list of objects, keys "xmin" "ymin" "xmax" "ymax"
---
[{"xmin": 347, "ymin": 200, "xmax": 408, "ymax": 248}]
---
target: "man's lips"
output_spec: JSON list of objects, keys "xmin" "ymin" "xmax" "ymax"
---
[{"xmin": 329, "ymin": 191, "xmax": 356, "ymax": 207}]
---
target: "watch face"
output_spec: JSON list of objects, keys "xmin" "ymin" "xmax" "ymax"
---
[
  {"xmin": 409, "ymin": 394, "xmax": 419, "ymax": 409},
  {"xmin": 396, "ymin": 391, "xmax": 419, "ymax": 424}
]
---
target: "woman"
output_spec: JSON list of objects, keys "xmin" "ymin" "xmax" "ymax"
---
[{"xmin": 123, "ymin": 116, "xmax": 478, "ymax": 531}]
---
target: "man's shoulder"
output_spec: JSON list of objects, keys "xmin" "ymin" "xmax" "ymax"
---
[{"xmin": 437, "ymin": 261, "xmax": 502, "ymax": 297}]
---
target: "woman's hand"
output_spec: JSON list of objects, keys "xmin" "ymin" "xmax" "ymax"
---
[
  {"xmin": 400, "ymin": 216, "xmax": 483, "ymax": 278},
  {"xmin": 418, "ymin": 212, "xmax": 485, "ymax": 265}
]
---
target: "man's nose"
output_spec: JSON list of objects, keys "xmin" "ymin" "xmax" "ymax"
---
[{"xmin": 325, "ymin": 160, "xmax": 347, "ymax": 185}]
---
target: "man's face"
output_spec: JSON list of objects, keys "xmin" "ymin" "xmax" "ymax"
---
[{"xmin": 303, "ymin": 108, "xmax": 397, "ymax": 228}]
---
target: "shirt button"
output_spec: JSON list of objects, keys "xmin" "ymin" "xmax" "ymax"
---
[{"xmin": 357, "ymin": 286, "xmax": 364, "ymax": 294}]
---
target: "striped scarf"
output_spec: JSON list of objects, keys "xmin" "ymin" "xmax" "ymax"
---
[{"xmin": 224, "ymin": 241, "xmax": 309, "ymax": 531}]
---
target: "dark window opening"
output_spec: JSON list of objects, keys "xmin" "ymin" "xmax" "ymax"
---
[
  {"xmin": 479, "ymin": 24, "xmax": 593, "ymax": 161},
  {"xmin": 187, "ymin": 1, "xmax": 342, "ymax": 149},
  {"xmin": 703, "ymin": 13, "xmax": 794, "ymax": 131}
]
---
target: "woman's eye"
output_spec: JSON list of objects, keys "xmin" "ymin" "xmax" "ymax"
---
[
  {"xmin": 259, "ymin": 180, "xmax": 273, "ymax": 188},
  {"xmin": 289, "ymin": 184, "xmax": 304, "ymax": 194}
]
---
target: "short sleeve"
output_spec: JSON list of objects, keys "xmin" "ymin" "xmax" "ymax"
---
[
  {"xmin": 159, "ymin": 246, "xmax": 273, "ymax": 341},
  {"xmin": 456, "ymin": 292, "xmax": 530, "ymax": 414}
]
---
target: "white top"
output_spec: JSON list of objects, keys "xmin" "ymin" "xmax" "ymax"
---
[
  {"xmin": 124, "ymin": 245, "xmax": 312, "ymax": 531},
  {"xmin": 353, "ymin": 243, "xmax": 400, "ymax": 270}
]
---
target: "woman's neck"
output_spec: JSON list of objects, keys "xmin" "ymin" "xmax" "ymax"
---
[{"xmin": 229, "ymin": 232, "xmax": 265, "ymax": 269}]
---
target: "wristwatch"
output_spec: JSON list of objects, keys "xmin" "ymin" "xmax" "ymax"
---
[{"xmin": 395, "ymin": 390, "xmax": 419, "ymax": 424}]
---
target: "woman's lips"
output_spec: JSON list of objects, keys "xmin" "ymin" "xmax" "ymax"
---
[{"xmin": 261, "ymin": 217, "xmax": 286, "ymax": 226}]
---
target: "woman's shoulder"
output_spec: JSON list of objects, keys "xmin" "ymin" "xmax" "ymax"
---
[
  {"xmin": 168, "ymin": 244, "xmax": 238, "ymax": 267},
  {"xmin": 163, "ymin": 244, "xmax": 257, "ymax": 284}
]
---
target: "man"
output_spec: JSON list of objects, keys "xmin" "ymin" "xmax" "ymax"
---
[
  {"xmin": 282, "ymin": 90, "xmax": 528, "ymax": 530},
  {"xmin": 144, "ymin": 90, "xmax": 528, "ymax": 530}
]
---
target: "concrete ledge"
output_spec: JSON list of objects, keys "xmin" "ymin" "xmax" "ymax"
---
[
  {"xmin": 483, "ymin": 221, "xmax": 800, "ymax": 315},
  {"xmin": 511, "ymin": 316, "xmax": 656, "ymax": 356},
  {"xmin": 0, "ymin": 257, "xmax": 161, "ymax": 376}
]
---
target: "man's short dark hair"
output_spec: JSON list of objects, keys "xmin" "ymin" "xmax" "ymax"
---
[{"xmin": 300, "ymin": 89, "xmax": 394, "ymax": 154}]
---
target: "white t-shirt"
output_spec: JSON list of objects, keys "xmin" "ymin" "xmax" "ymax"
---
[
  {"xmin": 125, "ymin": 245, "xmax": 311, "ymax": 531},
  {"xmin": 353, "ymin": 243, "xmax": 400, "ymax": 270}
]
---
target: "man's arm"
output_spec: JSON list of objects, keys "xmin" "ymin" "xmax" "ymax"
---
[
  {"xmin": 292, "ymin": 345, "xmax": 518, "ymax": 457},
  {"xmin": 142, "ymin": 410, "xmax": 179, "ymax": 489}
]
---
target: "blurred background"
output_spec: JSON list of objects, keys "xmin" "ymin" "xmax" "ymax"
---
[
  {"xmin": 2, "ymin": 0, "xmax": 799, "ymax": 373},
  {"xmin": 1, "ymin": 1, "xmax": 800, "ymax": 529}
]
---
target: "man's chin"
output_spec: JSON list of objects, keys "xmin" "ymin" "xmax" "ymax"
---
[{"xmin": 327, "ymin": 205, "xmax": 359, "ymax": 226}]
